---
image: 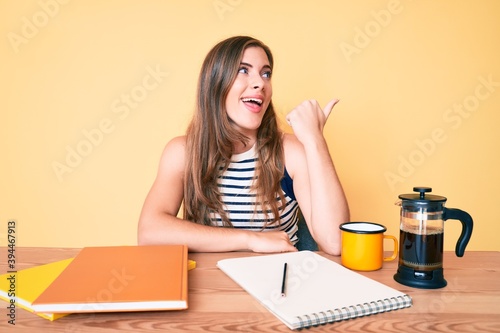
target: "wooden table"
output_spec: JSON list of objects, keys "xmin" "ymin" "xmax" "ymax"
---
[{"xmin": 1, "ymin": 248, "xmax": 499, "ymax": 332}]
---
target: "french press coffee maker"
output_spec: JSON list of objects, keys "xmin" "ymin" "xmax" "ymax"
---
[{"xmin": 394, "ymin": 187, "xmax": 473, "ymax": 289}]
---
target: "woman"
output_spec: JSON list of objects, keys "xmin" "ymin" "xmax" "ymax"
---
[{"xmin": 138, "ymin": 36, "xmax": 349, "ymax": 255}]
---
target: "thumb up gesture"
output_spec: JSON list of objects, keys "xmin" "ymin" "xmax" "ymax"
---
[{"xmin": 286, "ymin": 99, "xmax": 339, "ymax": 145}]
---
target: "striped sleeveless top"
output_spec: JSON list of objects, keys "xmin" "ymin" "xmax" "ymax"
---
[{"xmin": 210, "ymin": 144, "xmax": 299, "ymax": 244}]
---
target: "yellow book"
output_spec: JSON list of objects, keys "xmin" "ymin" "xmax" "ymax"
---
[
  {"xmin": 0, "ymin": 258, "xmax": 73, "ymax": 321},
  {"xmin": 188, "ymin": 259, "xmax": 196, "ymax": 270}
]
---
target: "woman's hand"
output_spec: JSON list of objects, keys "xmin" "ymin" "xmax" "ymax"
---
[
  {"xmin": 246, "ymin": 231, "xmax": 298, "ymax": 253},
  {"xmin": 286, "ymin": 99, "xmax": 339, "ymax": 145}
]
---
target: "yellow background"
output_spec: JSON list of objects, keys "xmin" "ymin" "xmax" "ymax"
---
[{"xmin": 1, "ymin": 0, "xmax": 499, "ymax": 251}]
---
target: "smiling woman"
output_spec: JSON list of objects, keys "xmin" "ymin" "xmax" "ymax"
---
[
  {"xmin": 137, "ymin": 36, "xmax": 350, "ymax": 255},
  {"xmin": 225, "ymin": 46, "xmax": 273, "ymax": 151}
]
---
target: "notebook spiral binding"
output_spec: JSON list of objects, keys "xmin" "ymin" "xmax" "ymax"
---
[{"xmin": 295, "ymin": 295, "xmax": 412, "ymax": 328}]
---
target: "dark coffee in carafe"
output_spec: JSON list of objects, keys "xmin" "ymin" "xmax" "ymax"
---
[{"xmin": 399, "ymin": 227, "xmax": 443, "ymax": 272}]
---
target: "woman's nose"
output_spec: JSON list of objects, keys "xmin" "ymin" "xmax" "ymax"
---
[{"xmin": 251, "ymin": 75, "xmax": 264, "ymax": 90}]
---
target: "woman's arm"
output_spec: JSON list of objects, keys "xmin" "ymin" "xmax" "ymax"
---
[
  {"xmin": 137, "ymin": 136, "xmax": 297, "ymax": 253},
  {"xmin": 284, "ymin": 99, "xmax": 350, "ymax": 256}
]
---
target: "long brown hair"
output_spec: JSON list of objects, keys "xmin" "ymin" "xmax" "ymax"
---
[{"xmin": 183, "ymin": 36, "xmax": 285, "ymax": 227}]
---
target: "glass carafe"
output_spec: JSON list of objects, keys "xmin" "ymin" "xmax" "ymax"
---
[{"xmin": 394, "ymin": 187, "xmax": 473, "ymax": 289}]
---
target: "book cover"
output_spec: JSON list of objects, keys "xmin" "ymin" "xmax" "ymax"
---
[
  {"xmin": 32, "ymin": 245, "xmax": 188, "ymax": 313},
  {"xmin": 217, "ymin": 251, "xmax": 412, "ymax": 330},
  {"xmin": 0, "ymin": 258, "xmax": 73, "ymax": 321}
]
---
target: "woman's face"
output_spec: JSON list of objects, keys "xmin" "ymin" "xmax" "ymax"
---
[{"xmin": 225, "ymin": 46, "xmax": 273, "ymax": 138}]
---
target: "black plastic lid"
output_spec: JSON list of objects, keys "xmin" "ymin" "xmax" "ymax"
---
[{"xmin": 398, "ymin": 187, "xmax": 447, "ymax": 203}]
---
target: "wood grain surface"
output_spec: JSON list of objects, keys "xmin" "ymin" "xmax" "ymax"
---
[{"xmin": 0, "ymin": 248, "xmax": 499, "ymax": 332}]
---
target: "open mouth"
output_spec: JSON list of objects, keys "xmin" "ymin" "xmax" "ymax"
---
[{"xmin": 241, "ymin": 98, "xmax": 263, "ymax": 106}]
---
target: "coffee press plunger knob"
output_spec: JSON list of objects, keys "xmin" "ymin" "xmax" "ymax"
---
[{"xmin": 413, "ymin": 186, "xmax": 432, "ymax": 199}]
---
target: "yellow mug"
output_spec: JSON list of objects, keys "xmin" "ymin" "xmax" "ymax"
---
[{"xmin": 340, "ymin": 222, "xmax": 398, "ymax": 271}]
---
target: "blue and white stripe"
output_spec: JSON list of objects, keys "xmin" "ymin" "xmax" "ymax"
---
[{"xmin": 210, "ymin": 145, "xmax": 299, "ymax": 244}]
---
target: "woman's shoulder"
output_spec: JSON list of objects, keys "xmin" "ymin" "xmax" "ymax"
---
[
  {"xmin": 161, "ymin": 135, "xmax": 188, "ymax": 154},
  {"xmin": 159, "ymin": 135, "xmax": 187, "ymax": 169},
  {"xmin": 165, "ymin": 135, "xmax": 187, "ymax": 150}
]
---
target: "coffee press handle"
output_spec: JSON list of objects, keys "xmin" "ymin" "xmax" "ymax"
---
[{"xmin": 443, "ymin": 207, "xmax": 474, "ymax": 257}]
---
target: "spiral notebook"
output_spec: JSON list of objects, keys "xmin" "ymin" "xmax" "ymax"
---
[{"xmin": 217, "ymin": 251, "xmax": 412, "ymax": 330}]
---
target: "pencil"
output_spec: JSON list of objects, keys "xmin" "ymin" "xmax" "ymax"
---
[{"xmin": 281, "ymin": 262, "xmax": 288, "ymax": 297}]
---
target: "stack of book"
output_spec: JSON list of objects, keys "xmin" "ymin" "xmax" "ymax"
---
[{"xmin": 0, "ymin": 245, "xmax": 194, "ymax": 321}]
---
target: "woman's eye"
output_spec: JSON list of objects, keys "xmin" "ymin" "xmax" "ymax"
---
[
  {"xmin": 238, "ymin": 67, "xmax": 248, "ymax": 74},
  {"xmin": 262, "ymin": 71, "xmax": 272, "ymax": 79}
]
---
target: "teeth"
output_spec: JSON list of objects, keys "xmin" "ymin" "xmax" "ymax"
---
[{"xmin": 242, "ymin": 98, "xmax": 263, "ymax": 106}]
